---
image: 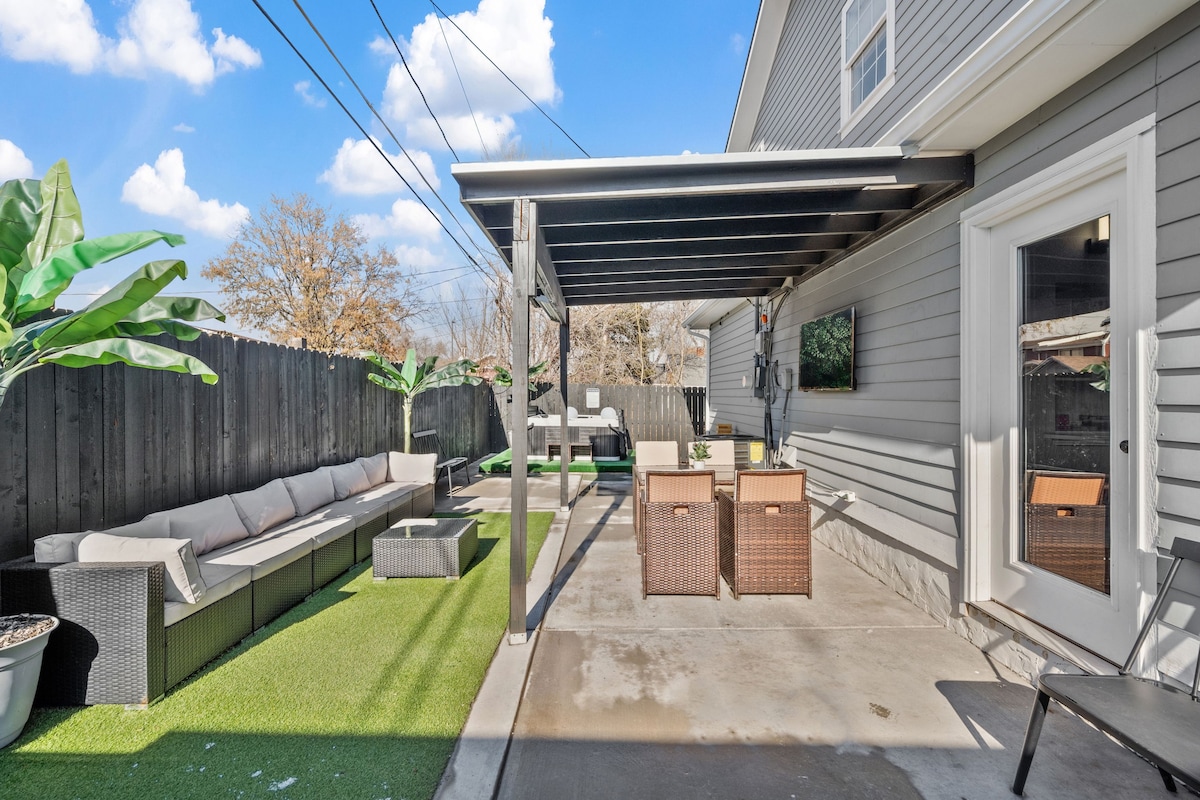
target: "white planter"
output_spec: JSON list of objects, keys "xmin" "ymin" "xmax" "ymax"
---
[
  {"xmin": 0, "ymin": 615, "xmax": 58, "ymax": 748},
  {"xmin": 692, "ymin": 460, "xmax": 706, "ymax": 470}
]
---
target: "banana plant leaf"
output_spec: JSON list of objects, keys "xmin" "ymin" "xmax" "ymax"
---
[
  {"xmin": 25, "ymin": 160, "xmax": 84, "ymax": 275},
  {"xmin": 0, "ymin": 177, "xmax": 40, "ymax": 274},
  {"xmin": 16, "ymin": 230, "xmax": 184, "ymax": 320},
  {"xmin": 40, "ymin": 338, "xmax": 218, "ymax": 384},
  {"xmin": 123, "ymin": 295, "xmax": 225, "ymax": 324},
  {"xmin": 32, "ymin": 259, "xmax": 188, "ymax": 350}
]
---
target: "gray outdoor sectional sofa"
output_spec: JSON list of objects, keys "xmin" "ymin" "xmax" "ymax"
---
[{"xmin": 0, "ymin": 451, "xmax": 438, "ymax": 707}]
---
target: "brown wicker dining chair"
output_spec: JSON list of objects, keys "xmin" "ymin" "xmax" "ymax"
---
[
  {"xmin": 718, "ymin": 469, "xmax": 811, "ymax": 598},
  {"xmin": 1024, "ymin": 470, "xmax": 1108, "ymax": 593},
  {"xmin": 634, "ymin": 441, "xmax": 681, "ymax": 554},
  {"xmin": 641, "ymin": 470, "xmax": 719, "ymax": 598}
]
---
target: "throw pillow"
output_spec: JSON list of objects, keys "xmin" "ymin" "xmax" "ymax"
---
[
  {"xmin": 387, "ymin": 452, "xmax": 438, "ymax": 484},
  {"xmin": 76, "ymin": 533, "xmax": 207, "ymax": 604},
  {"xmin": 33, "ymin": 531, "xmax": 92, "ymax": 563}
]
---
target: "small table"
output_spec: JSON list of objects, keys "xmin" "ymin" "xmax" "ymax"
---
[{"xmin": 372, "ymin": 517, "xmax": 478, "ymax": 580}]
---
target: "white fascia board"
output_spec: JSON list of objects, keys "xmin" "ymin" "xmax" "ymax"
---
[
  {"xmin": 684, "ymin": 298, "xmax": 752, "ymax": 330},
  {"xmin": 876, "ymin": 0, "xmax": 1194, "ymax": 152},
  {"xmin": 727, "ymin": 0, "xmax": 792, "ymax": 153}
]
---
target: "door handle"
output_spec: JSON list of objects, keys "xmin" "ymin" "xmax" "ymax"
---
[{"xmin": 1119, "ymin": 440, "xmax": 1129, "ymax": 453}]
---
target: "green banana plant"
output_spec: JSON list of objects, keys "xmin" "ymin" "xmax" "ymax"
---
[
  {"xmin": 363, "ymin": 349, "xmax": 480, "ymax": 453},
  {"xmin": 491, "ymin": 360, "xmax": 548, "ymax": 388},
  {"xmin": 0, "ymin": 160, "xmax": 224, "ymax": 408}
]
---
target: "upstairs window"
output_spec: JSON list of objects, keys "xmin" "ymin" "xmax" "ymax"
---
[{"xmin": 841, "ymin": 0, "xmax": 894, "ymax": 135}]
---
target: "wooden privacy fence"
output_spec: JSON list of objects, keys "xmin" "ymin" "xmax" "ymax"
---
[
  {"xmin": 0, "ymin": 332, "xmax": 503, "ymax": 562},
  {"xmin": 497, "ymin": 384, "xmax": 706, "ymax": 453}
]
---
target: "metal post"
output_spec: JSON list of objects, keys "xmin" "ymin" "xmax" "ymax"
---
[
  {"xmin": 509, "ymin": 198, "xmax": 534, "ymax": 644},
  {"xmin": 559, "ymin": 316, "xmax": 570, "ymax": 512}
]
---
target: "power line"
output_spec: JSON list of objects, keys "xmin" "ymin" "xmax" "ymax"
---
[
  {"xmin": 428, "ymin": 0, "xmax": 590, "ymax": 157},
  {"xmin": 368, "ymin": 0, "xmax": 459, "ymax": 161},
  {"xmin": 434, "ymin": 9, "xmax": 489, "ymax": 157},
  {"xmin": 287, "ymin": 0, "xmax": 490, "ymax": 270},
  {"xmin": 248, "ymin": 0, "xmax": 482, "ymax": 270}
]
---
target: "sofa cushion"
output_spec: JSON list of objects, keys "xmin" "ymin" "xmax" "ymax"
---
[
  {"xmin": 146, "ymin": 496, "xmax": 248, "ymax": 556},
  {"xmin": 104, "ymin": 516, "xmax": 172, "ymax": 540},
  {"xmin": 200, "ymin": 531, "xmax": 314, "ymax": 581},
  {"xmin": 324, "ymin": 482, "xmax": 413, "ymax": 526},
  {"xmin": 387, "ymin": 452, "xmax": 437, "ymax": 484},
  {"xmin": 356, "ymin": 452, "xmax": 388, "ymax": 486},
  {"xmin": 164, "ymin": 562, "xmax": 252, "ymax": 627},
  {"xmin": 329, "ymin": 462, "xmax": 372, "ymax": 501},
  {"xmin": 231, "ymin": 479, "xmax": 296, "ymax": 536},
  {"xmin": 77, "ymin": 533, "xmax": 207, "ymax": 604},
  {"xmin": 33, "ymin": 531, "xmax": 92, "ymax": 563},
  {"xmin": 283, "ymin": 468, "xmax": 336, "ymax": 516},
  {"xmin": 268, "ymin": 512, "xmax": 357, "ymax": 548}
]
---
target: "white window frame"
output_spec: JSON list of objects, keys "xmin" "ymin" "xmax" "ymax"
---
[{"xmin": 840, "ymin": 0, "xmax": 896, "ymax": 137}]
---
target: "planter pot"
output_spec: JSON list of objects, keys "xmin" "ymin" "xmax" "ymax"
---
[
  {"xmin": 692, "ymin": 460, "xmax": 706, "ymax": 470},
  {"xmin": 0, "ymin": 614, "xmax": 58, "ymax": 748}
]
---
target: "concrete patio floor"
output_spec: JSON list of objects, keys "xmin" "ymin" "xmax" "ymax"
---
[{"xmin": 434, "ymin": 470, "xmax": 1170, "ymax": 799}]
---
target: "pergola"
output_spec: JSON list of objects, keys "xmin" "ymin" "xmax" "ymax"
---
[{"xmin": 451, "ymin": 147, "xmax": 972, "ymax": 641}]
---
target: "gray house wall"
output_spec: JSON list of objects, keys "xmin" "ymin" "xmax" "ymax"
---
[
  {"xmin": 707, "ymin": 3, "xmax": 1200, "ymax": 642},
  {"xmin": 751, "ymin": 0, "xmax": 1026, "ymax": 150}
]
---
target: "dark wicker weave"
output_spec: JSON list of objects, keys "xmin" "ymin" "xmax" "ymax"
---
[
  {"xmin": 1024, "ymin": 471, "xmax": 1109, "ymax": 594},
  {"xmin": 411, "ymin": 484, "xmax": 435, "ymax": 518},
  {"xmin": 718, "ymin": 469, "xmax": 811, "ymax": 599},
  {"xmin": 313, "ymin": 531, "xmax": 355, "ymax": 587},
  {"xmin": 355, "ymin": 513, "xmax": 390, "ymax": 562},
  {"xmin": 373, "ymin": 518, "xmax": 478, "ymax": 579},
  {"xmin": 0, "ymin": 558, "xmax": 166, "ymax": 706},
  {"xmin": 641, "ymin": 471, "xmax": 719, "ymax": 598},
  {"xmin": 165, "ymin": 583, "xmax": 253, "ymax": 689},
  {"xmin": 251, "ymin": 553, "xmax": 314, "ymax": 629}
]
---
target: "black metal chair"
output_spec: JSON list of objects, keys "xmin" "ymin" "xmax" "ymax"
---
[
  {"xmin": 412, "ymin": 429, "xmax": 470, "ymax": 495},
  {"xmin": 1012, "ymin": 537, "xmax": 1200, "ymax": 795}
]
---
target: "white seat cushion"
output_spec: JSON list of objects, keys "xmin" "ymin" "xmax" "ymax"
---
[
  {"xmin": 200, "ymin": 531, "xmax": 314, "ymax": 580},
  {"xmin": 283, "ymin": 468, "xmax": 336, "ymax": 516},
  {"xmin": 356, "ymin": 452, "xmax": 388, "ymax": 486},
  {"xmin": 265, "ymin": 511, "xmax": 356, "ymax": 547},
  {"xmin": 325, "ymin": 482, "xmax": 414, "ymax": 525},
  {"xmin": 164, "ymin": 562, "xmax": 252, "ymax": 626},
  {"xmin": 387, "ymin": 452, "xmax": 437, "ymax": 484}
]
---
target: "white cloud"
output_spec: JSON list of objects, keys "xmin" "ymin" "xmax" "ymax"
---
[
  {"xmin": 294, "ymin": 80, "xmax": 326, "ymax": 108},
  {"xmin": 0, "ymin": 0, "xmax": 260, "ymax": 89},
  {"xmin": 730, "ymin": 32, "xmax": 746, "ymax": 55},
  {"xmin": 0, "ymin": 139, "xmax": 34, "ymax": 180},
  {"xmin": 392, "ymin": 244, "xmax": 440, "ymax": 270},
  {"xmin": 318, "ymin": 137, "xmax": 439, "ymax": 195},
  {"xmin": 121, "ymin": 148, "xmax": 248, "ymax": 239},
  {"xmin": 381, "ymin": 0, "xmax": 559, "ymax": 155},
  {"xmin": 173, "ymin": 122, "xmax": 195, "ymax": 133},
  {"xmin": 353, "ymin": 199, "xmax": 442, "ymax": 242}
]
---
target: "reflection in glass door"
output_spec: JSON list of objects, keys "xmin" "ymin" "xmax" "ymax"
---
[{"xmin": 1019, "ymin": 216, "xmax": 1111, "ymax": 594}]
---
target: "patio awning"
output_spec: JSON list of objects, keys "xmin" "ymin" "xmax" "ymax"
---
[{"xmin": 452, "ymin": 147, "xmax": 973, "ymax": 313}]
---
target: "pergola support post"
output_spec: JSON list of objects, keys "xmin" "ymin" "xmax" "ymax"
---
[
  {"xmin": 508, "ymin": 198, "xmax": 534, "ymax": 644},
  {"xmin": 559, "ymin": 316, "xmax": 570, "ymax": 512}
]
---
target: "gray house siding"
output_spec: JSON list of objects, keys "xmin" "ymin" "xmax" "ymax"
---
[
  {"xmin": 750, "ymin": 0, "xmax": 1025, "ymax": 151},
  {"xmin": 725, "ymin": 4, "xmax": 1200, "ymax": 568}
]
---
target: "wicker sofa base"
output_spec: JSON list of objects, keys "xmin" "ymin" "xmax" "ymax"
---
[
  {"xmin": 314, "ymin": 531, "xmax": 356, "ymax": 587},
  {"xmin": 355, "ymin": 515, "xmax": 390, "ymax": 562},
  {"xmin": 165, "ymin": 582, "xmax": 254, "ymax": 690}
]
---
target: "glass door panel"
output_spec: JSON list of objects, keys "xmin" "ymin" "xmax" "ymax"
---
[{"xmin": 1018, "ymin": 216, "xmax": 1111, "ymax": 594}]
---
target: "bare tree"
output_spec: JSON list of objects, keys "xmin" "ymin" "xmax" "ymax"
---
[{"xmin": 203, "ymin": 194, "xmax": 424, "ymax": 358}]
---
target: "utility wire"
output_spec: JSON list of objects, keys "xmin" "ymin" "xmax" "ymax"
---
[
  {"xmin": 434, "ymin": 9, "xmax": 489, "ymax": 157},
  {"xmin": 368, "ymin": 0, "xmax": 460, "ymax": 161},
  {"xmin": 428, "ymin": 0, "xmax": 590, "ymax": 157},
  {"xmin": 288, "ymin": 0, "xmax": 490, "ymax": 271},
  {"xmin": 248, "ymin": 0, "xmax": 482, "ymax": 270}
]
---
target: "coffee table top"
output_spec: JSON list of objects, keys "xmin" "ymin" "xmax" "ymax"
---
[{"xmin": 380, "ymin": 517, "xmax": 474, "ymax": 541}]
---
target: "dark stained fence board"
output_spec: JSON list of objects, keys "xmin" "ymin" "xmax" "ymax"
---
[{"xmin": 0, "ymin": 333, "xmax": 500, "ymax": 559}]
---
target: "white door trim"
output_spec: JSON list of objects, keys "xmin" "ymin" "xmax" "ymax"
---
[{"xmin": 960, "ymin": 114, "xmax": 1158, "ymax": 627}]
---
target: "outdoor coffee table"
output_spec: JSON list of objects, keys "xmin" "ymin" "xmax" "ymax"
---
[{"xmin": 372, "ymin": 517, "xmax": 478, "ymax": 580}]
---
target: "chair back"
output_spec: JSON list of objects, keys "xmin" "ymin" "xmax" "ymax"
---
[
  {"xmin": 706, "ymin": 440, "xmax": 735, "ymax": 466},
  {"xmin": 737, "ymin": 469, "xmax": 807, "ymax": 502},
  {"xmin": 635, "ymin": 440, "xmax": 678, "ymax": 466},
  {"xmin": 600, "ymin": 406, "xmax": 618, "ymax": 420},
  {"xmin": 1029, "ymin": 471, "xmax": 1105, "ymax": 505},
  {"xmin": 567, "ymin": 406, "xmax": 579, "ymax": 420},
  {"xmin": 1123, "ymin": 538, "xmax": 1200, "ymax": 697},
  {"xmin": 645, "ymin": 470, "xmax": 714, "ymax": 503}
]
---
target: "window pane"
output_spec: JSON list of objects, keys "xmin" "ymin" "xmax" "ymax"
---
[
  {"xmin": 845, "ymin": 0, "xmax": 886, "ymax": 57},
  {"xmin": 850, "ymin": 27, "xmax": 887, "ymax": 109},
  {"xmin": 1019, "ymin": 217, "xmax": 1111, "ymax": 594}
]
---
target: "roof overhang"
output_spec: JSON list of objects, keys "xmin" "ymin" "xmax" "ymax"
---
[{"xmin": 452, "ymin": 147, "xmax": 972, "ymax": 311}]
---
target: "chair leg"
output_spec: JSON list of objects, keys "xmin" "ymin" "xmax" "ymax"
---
[
  {"xmin": 446, "ymin": 466, "xmax": 457, "ymax": 495},
  {"xmin": 1159, "ymin": 767, "xmax": 1177, "ymax": 793},
  {"xmin": 1012, "ymin": 689, "xmax": 1051, "ymax": 795}
]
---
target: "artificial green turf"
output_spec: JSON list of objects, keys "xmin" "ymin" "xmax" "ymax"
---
[
  {"xmin": 479, "ymin": 448, "xmax": 634, "ymax": 474},
  {"xmin": 0, "ymin": 511, "xmax": 552, "ymax": 800}
]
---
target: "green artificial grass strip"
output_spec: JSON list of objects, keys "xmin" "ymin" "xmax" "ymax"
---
[
  {"xmin": 480, "ymin": 448, "xmax": 633, "ymax": 474},
  {"xmin": 1, "ymin": 511, "xmax": 552, "ymax": 800}
]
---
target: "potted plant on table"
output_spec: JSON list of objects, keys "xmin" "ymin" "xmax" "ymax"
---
[
  {"xmin": 690, "ymin": 441, "xmax": 711, "ymax": 469},
  {"xmin": 0, "ymin": 614, "xmax": 59, "ymax": 747}
]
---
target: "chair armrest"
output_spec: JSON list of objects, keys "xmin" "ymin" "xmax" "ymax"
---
[{"xmin": 1, "ymin": 557, "xmax": 166, "ymax": 705}]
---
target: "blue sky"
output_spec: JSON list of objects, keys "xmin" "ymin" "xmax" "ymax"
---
[{"xmin": 0, "ymin": 0, "xmax": 758, "ymax": 339}]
